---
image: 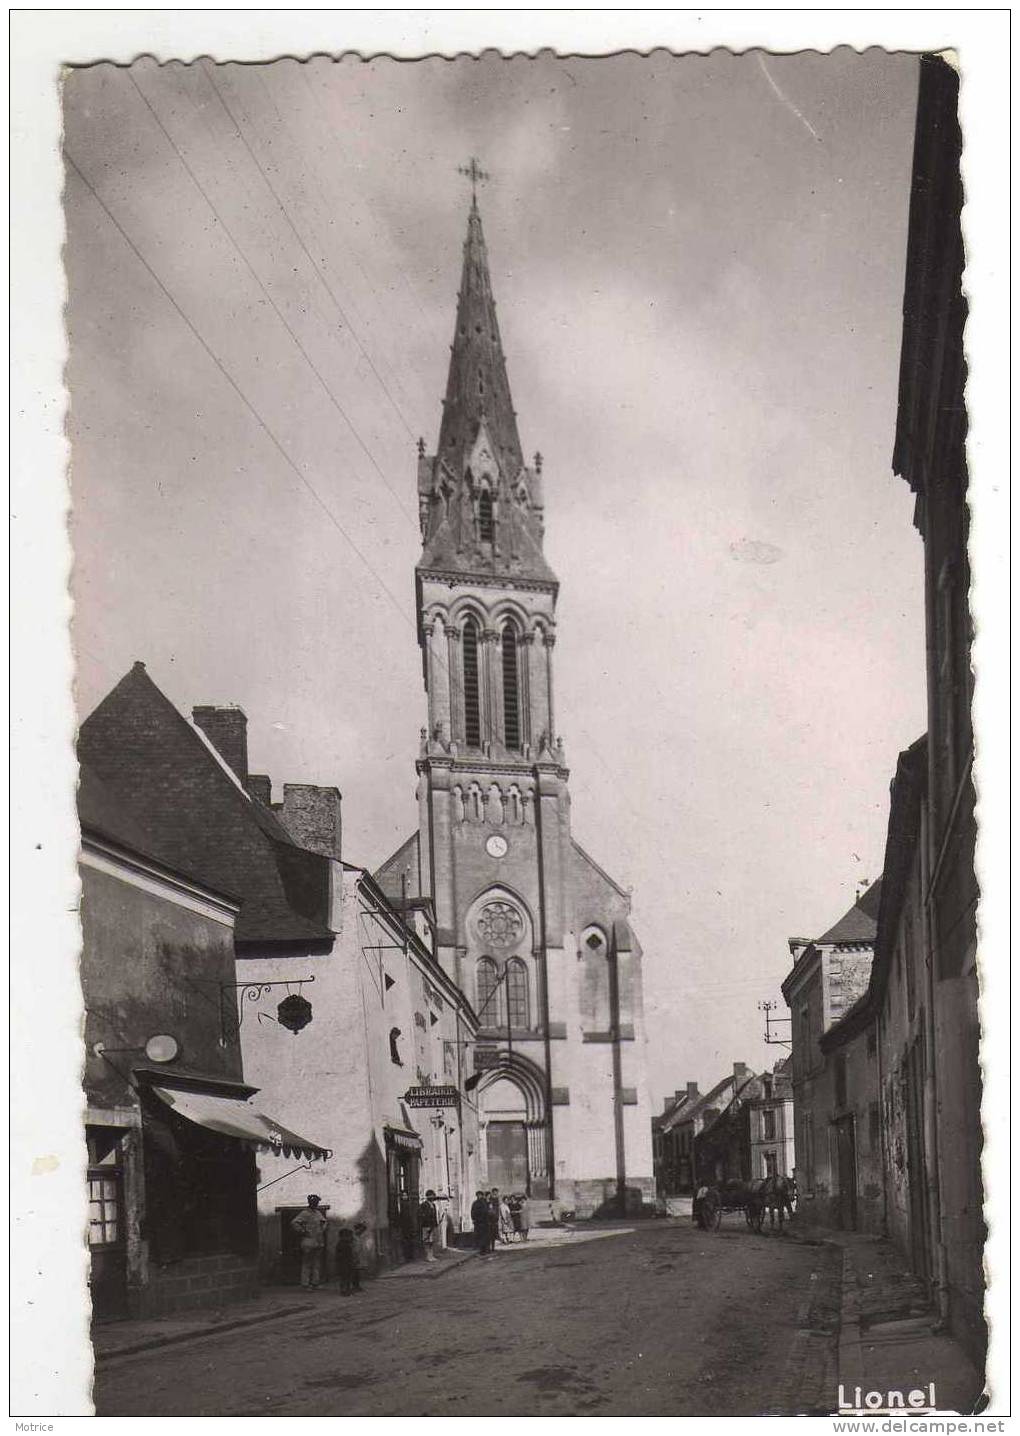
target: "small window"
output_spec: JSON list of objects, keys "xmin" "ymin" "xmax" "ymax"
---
[
  {"xmin": 478, "ymin": 491, "xmax": 494, "ymax": 544},
  {"xmin": 762, "ymin": 1108, "xmax": 776, "ymax": 1141},
  {"xmin": 868, "ymin": 1102, "xmax": 881, "ymax": 1152},
  {"xmin": 834, "ymin": 1053, "xmax": 847, "ymax": 1110}
]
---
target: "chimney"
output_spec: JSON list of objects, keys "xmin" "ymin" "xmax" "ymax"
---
[
  {"xmin": 278, "ymin": 784, "xmax": 342, "ymax": 862},
  {"xmin": 246, "ymin": 774, "xmax": 272, "ymax": 807},
  {"xmin": 686, "ymin": 1081, "xmax": 700, "ymax": 1101},
  {"xmin": 193, "ymin": 705, "xmax": 248, "ymax": 782},
  {"xmin": 663, "ymin": 1097, "xmax": 674, "ymax": 1114},
  {"xmin": 733, "ymin": 1061, "xmax": 750, "ymax": 1084}
]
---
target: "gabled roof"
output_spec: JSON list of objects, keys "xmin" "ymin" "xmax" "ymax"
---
[
  {"xmin": 662, "ymin": 1071, "xmax": 735, "ymax": 1133},
  {"xmin": 816, "ymin": 877, "xmax": 883, "ymax": 944},
  {"xmin": 78, "ymin": 760, "xmax": 238, "ymax": 901},
  {"xmin": 78, "ymin": 663, "xmax": 334, "ymax": 945},
  {"xmin": 821, "ymin": 738, "xmax": 927, "ymax": 1054}
]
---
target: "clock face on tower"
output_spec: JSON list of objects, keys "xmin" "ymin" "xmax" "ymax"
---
[{"xmin": 485, "ymin": 834, "xmax": 509, "ymax": 859}]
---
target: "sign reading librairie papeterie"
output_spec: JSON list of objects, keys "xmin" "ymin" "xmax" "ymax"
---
[{"xmin": 403, "ymin": 1084, "xmax": 461, "ymax": 1108}]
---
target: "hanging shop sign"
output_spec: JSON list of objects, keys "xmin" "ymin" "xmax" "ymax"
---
[
  {"xmin": 473, "ymin": 1045, "xmax": 501, "ymax": 1073},
  {"xmin": 403, "ymin": 1084, "xmax": 461, "ymax": 1109},
  {"xmin": 277, "ymin": 993, "xmax": 314, "ymax": 1034}
]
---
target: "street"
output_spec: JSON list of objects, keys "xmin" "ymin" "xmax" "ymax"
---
[{"xmin": 94, "ymin": 1223, "xmax": 841, "ymax": 1417}]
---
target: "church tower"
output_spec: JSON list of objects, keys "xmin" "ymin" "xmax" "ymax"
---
[{"xmin": 376, "ymin": 180, "xmax": 654, "ymax": 1213}]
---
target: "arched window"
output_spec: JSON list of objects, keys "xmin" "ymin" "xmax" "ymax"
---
[
  {"xmin": 506, "ymin": 959, "xmax": 529, "ymax": 1030},
  {"xmin": 462, "ymin": 617, "xmax": 481, "ymax": 747},
  {"xmin": 502, "ymin": 623, "xmax": 521, "ymax": 750},
  {"xmin": 476, "ymin": 957, "xmax": 500, "ymax": 1025},
  {"xmin": 478, "ymin": 490, "xmax": 494, "ymax": 544}
]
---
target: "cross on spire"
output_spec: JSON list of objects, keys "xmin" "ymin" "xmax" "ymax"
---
[{"xmin": 457, "ymin": 156, "xmax": 490, "ymax": 207}]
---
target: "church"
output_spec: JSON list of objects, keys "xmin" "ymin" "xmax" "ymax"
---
[{"xmin": 375, "ymin": 182, "xmax": 654, "ymax": 1217}]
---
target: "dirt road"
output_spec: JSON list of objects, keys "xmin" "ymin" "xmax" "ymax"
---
[{"xmin": 94, "ymin": 1221, "xmax": 840, "ymax": 1417}]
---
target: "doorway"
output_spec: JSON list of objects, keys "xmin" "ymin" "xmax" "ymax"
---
[
  {"xmin": 834, "ymin": 1116, "xmax": 858, "ymax": 1230},
  {"xmin": 487, "ymin": 1121, "xmax": 529, "ymax": 1193},
  {"xmin": 87, "ymin": 1127, "xmax": 128, "ymax": 1320}
]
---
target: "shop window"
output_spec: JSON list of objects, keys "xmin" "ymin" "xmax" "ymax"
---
[{"xmin": 88, "ymin": 1174, "xmax": 120, "ymax": 1247}]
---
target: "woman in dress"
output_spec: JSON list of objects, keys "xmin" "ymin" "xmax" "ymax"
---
[{"xmin": 498, "ymin": 1194, "xmax": 515, "ymax": 1244}]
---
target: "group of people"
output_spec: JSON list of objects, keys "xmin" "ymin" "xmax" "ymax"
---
[
  {"xmin": 470, "ymin": 1188, "xmax": 529, "ymax": 1254},
  {"xmin": 291, "ymin": 1194, "xmax": 367, "ymax": 1294}
]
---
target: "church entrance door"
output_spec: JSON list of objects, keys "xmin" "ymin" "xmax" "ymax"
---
[{"xmin": 487, "ymin": 1122, "xmax": 529, "ymax": 1193}]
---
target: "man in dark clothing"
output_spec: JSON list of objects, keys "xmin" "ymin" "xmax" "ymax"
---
[
  {"xmin": 471, "ymin": 1190, "xmax": 491, "ymax": 1254},
  {"xmin": 419, "ymin": 1189, "xmax": 439, "ymax": 1262},
  {"xmin": 335, "ymin": 1221, "xmax": 366, "ymax": 1295},
  {"xmin": 486, "ymin": 1188, "xmax": 502, "ymax": 1252}
]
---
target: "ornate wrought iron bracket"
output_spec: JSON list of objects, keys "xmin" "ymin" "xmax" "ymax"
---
[{"xmin": 213, "ymin": 976, "xmax": 316, "ymax": 1044}]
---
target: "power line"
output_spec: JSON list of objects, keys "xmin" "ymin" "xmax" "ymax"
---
[
  {"xmin": 125, "ymin": 67, "xmax": 419, "ymax": 533},
  {"xmin": 64, "ymin": 147, "xmax": 414, "ymax": 633},
  {"xmin": 200, "ymin": 62, "xmax": 418, "ymax": 444}
]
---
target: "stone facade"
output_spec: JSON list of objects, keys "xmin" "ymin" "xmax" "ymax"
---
[{"xmin": 375, "ymin": 197, "xmax": 654, "ymax": 1215}]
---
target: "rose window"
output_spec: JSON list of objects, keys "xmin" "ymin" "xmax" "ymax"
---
[{"xmin": 476, "ymin": 901, "xmax": 524, "ymax": 950}]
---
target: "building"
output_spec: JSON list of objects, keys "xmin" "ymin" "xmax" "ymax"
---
[
  {"xmin": 891, "ymin": 53, "xmax": 984, "ymax": 1364},
  {"xmin": 79, "ymin": 663, "xmax": 479, "ymax": 1282},
  {"xmin": 79, "ymin": 761, "xmax": 327, "ymax": 1319},
  {"xmin": 374, "ymin": 191, "xmax": 654, "ymax": 1216},
  {"xmin": 781, "ymin": 881, "xmax": 883, "ymax": 1227},
  {"xmin": 656, "ymin": 1065, "xmax": 752, "ymax": 1194},
  {"xmin": 652, "ymin": 1084, "xmax": 699, "ymax": 1196},
  {"xmin": 693, "ymin": 1061, "xmax": 795, "ymax": 1189},
  {"xmin": 819, "ymin": 739, "xmax": 932, "ymax": 1254}
]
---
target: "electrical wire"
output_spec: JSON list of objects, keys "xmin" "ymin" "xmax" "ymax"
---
[
  {"xmin": 64, "ymin": 148, "xmax": 414, "ymax": 633},
  {"xmin": 200, "ymin": 62, "xmax": 418, "ymax": 444}
]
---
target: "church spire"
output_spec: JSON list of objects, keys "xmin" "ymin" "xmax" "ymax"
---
[
  {"xmin": 436, "ymin": 196, "xmax": 523, "ymax": 481},
  {"xmin": 416, "ymin": 178, "xmax": 554, "ymax": 587}
]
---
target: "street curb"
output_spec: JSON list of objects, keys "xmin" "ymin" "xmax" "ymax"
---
[
  {"xmin": 95, "ymin": 1253, "xmax": 479, "ymax": 1361},
  {"xmin": 837, "ymin": 1245, "xmax": 865, "ymax": 1398},
  {"xmin": 375, "ymin": 1251, "xmax": 477, "ymax": 1281},
  {"xmin": 93, "ymin": 1301, "xmax": 312, "ymax": 1363}
]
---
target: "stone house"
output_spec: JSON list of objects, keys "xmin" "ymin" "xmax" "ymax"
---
[
  {"xmin": 657, "ymin": 1065, "xmax": 751, "ymax": 1193},
  {"xmin": 78, "ymin": 761, "xmax": 327, "ymax": 1320},
  {"xmin": 652, "ymin": 1083, "xmax": 699, "ymax": 1196},
  {"xmin": 79, "ymin": 663, "xmax": 479, "ymax": 1285},
  {"xmin": 820, "ymin": 739, "xmax": 933, "ymax": 1259},
  {"xmin": 781, "ymin": 881, "xmax": 883, "ymax": 1227},
  {"xmin": 891, "ymin": 54, "xmax": 984, "ymax": 1365},
  {"xmin": 693, "ymin": 1061, "xmax": 795, "ymax": 1188}
]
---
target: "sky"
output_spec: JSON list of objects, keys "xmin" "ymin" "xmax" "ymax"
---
[{"xmin": 64, "ymin": 49, "xmax": 926, "ymax": 1110}]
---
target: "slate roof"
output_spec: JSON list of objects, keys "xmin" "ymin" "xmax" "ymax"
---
[
  {"xmin": 820, "ymin": 737, "xmax": 927, "ymax": 1053},
  {"xmin": 816, "ymin": 877, "xmax": 883, "ymax": 944},
  {"xmin": 661, "ymin": 1072, "xmax": 736, "ymax": 1134},
  {"xmin": 437, "ymin": 200, "xmax": 523, "ymax": 482},
  {"xmin": 78, "ymin": 663, "xmax": 334, "ymax": 945},
  {"xmin": 78, "ymin": 760, "xmax": 237, "ymax": 901},
  {"xmin": 417, "ymin": 200, "xmax": 557, "ymax": 587}
]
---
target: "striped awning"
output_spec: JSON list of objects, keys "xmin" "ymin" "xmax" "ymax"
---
[
  {"xmin": 152, "ymin": 1086, "xmax": 330, "ymax": 1161},
  {"xmin": 384, "ymin": 1123, "xmax": 423, "ymax": 1152}
]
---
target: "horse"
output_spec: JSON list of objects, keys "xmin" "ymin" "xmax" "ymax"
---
[{"xmin": 758, "ymin": 1173, "xmax": 795, "ymax": 1230}]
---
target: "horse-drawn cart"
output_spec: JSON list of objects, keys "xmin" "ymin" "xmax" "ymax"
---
[{"xmin": 693, "ymin": 1180, "xmax": 763, "ymax": 1232}]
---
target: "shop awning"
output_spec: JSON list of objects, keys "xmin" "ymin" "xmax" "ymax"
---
[
  {"xmin": 152, "ymin": 1086, "xmax": 331, "ymax": 1161},
  {"xmin": 384, "ymin": 1124, "xmax": 423, "ymax": 1152}
]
